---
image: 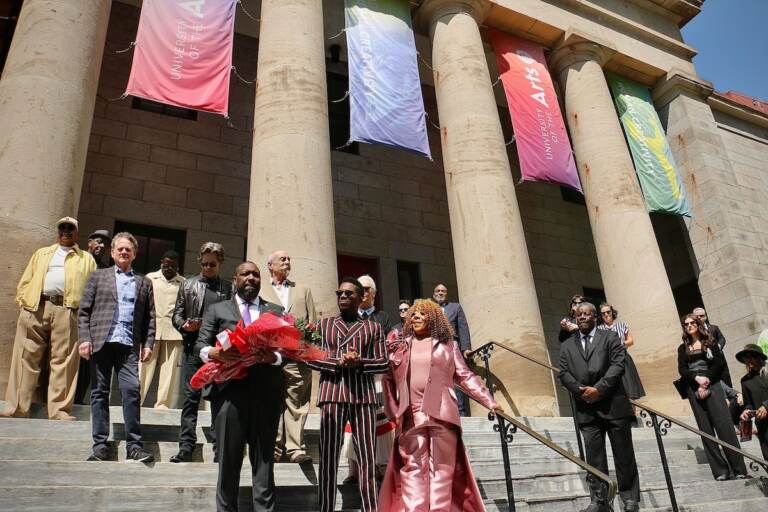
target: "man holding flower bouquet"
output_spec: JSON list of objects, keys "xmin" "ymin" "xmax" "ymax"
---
[
  {"xmin": 307, "ymin": 277, "xmax": 389, "ymax": 512},
  {"xmin": 194, "ymin": 261, "xmax": 284, "ymax": 512}
]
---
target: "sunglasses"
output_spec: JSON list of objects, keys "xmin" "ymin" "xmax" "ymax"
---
[
  {"xmin": 683, "ymin": 321, "xmax": 697, "ymax": 327},
  {"xmin": 336, "ymin": 290, "xmax": 355, "ymax": 298},
  {"xmin": 58, "ymin": 224, "xmax": 76, "ymax": 232},
  {"xmin": 201, "ymin": 262, "xmax": 219, "ymax": 268},
  {"xmin": 398, "ymin": 308, "xmax": 409, "ymax": 313}
]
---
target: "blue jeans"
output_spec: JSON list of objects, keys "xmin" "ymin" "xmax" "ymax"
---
[{"xmin": 90, "ymin": 342, "xmax": 142, "ymax": 453}]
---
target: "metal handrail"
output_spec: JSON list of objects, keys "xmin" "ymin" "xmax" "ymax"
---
[
  {"xmin": 467, "ymin": 340, "xmax": 768, "ymax": 512},
  {"xmin": 459, "ymin": 388, "xmax": 617, "ymax": 512}
]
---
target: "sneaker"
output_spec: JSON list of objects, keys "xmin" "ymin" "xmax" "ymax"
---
[
  {"xmin": 127, "ymin": 447, "xmax": 154, "ymax": 463},
  {"xmin": 169, "ymin": 450, "xmax": 193, "ymax": 463},
  {"xmin": 87, "ymin": 449, "xmax": 109, "ymax": 461}
]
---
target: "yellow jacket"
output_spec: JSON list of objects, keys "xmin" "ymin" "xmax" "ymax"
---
[{"xmin": 16, "ymin": 243, "xmax": 97, "ymax": 311}]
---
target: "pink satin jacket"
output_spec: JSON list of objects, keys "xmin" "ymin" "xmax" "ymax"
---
[{"xmin": 384, "ymin": 334, "xmax": 498, "ymax": 429}]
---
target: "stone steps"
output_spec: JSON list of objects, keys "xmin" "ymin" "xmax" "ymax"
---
[{"xmin": 0, "ymin": 402, "xmax": 765, "ymax": 511}]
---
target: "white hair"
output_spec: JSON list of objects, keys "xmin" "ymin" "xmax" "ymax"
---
[
  {"xmin": 358, "ymin": 274, "xmax": 376, "ymax": 291},
  {"xmin": 267, "ymin": 250, "xmax": 288, "ymax": 267}
]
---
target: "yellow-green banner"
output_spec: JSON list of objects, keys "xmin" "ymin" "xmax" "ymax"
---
[{"xmin": 607, "ymin": 72, "xmax": 691, "ymax": 217}]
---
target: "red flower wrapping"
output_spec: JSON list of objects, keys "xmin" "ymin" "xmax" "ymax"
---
[{"xmin": 189, "ymin": 312, "xmax": 327, "ymax": 390}]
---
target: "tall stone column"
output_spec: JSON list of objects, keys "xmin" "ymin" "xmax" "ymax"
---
[
  {"xmin": 0, "ymin": 0, "xmax": 111, "ymax": 394},
  {"xmin": 551, "ymin": 33, "xmax": 686, "ymax": 415},
  {"xmin": 248, "ymin": 0, "xmax": 338, "ymax": 316},
  {"xmin": 418, "ymin": 0, "xmax": 557, "ymax": 417}
]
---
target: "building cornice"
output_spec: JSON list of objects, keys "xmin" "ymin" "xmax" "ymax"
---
[
  {"xmin": 708, "ymin": 93, "xmax": 768, "ymax": 131},
  {"xmin": 652, "ymin": 69, "xmax": 714, "ymax": 109}
]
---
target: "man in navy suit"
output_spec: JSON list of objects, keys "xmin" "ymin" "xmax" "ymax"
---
[
  {"xmin": 195, "ymin": 261, "xmax": 284, "ymax": 512},
  {"xmin": 432, "ymin": 283, "xmax": 472, "ymax": 415}
]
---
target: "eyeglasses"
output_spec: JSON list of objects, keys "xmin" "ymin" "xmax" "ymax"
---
[
  {"xmin": 572, "ymin": 300, "xmax": 583, "ymax": 305},
  {"xmin": 336, "ymin": 290, "xmax": 355, "ymax": 298},
  {"xmin": 683, "ymin": 321, "xmax": 697, "ymax": 327},
  {"xmin": 363, "ymin": 286, "xmax": 372, "ymax": 291},
  {"xmin": 201, "ymin": 262, "xmax": 219, "ymax": 268},
  {"xmin": 58, "ymin": 224, "xmax": 76, "ymax": 232},
  {"xmin": 398, "ymin": 308, "xmax": 409, "ymax": 313}
]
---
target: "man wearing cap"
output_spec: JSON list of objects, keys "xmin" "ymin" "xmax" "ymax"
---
[
  {"xmin": 737, "ymin": 343, "xmax": 768, "ymax": 461},
  {"xmin": 87, "ymin": 229, "xmax": 112, "ymax": 269},
  {"xmin": 1, "ymin": 217, "xmax": 96, "ymax": 420},
  {"xmin": 74, "ymin": 229, "xmax": 112, "ymax": 404}
]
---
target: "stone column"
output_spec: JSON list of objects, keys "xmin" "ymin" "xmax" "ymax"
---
[
  {"xmin": 0, "ymin": 0, "xmax": 111, "ymax": 394},
  {"xmin": 551, "ymin": 33, "xmax": 686, "ymax": 415},
  {"xmin": 248, "ymin": 0, "xmax": 338, "ymax": 316},
  {"xmin": 418, "ymin": 0, "xmax": 557, "ymax": 417}
]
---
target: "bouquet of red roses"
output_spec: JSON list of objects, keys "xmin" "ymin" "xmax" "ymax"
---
[{"xmin": 189, "ymin": 312, "xmax": 327, "ymax": 390}]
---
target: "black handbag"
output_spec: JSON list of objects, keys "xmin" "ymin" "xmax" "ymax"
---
[{"xmin": 672, "ymin": 378, "xmax": 688, "ymax": 400}]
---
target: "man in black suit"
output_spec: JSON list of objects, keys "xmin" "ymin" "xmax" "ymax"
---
[
  {"xmin": 78, "ymin": 232, "xmax": 155, "ymax": 463},
  {"xmin": 693, "ymin": 307, "xmax": 732, "ymax": 386},
  {"xmin": 558, "ymin": 302, "xmax": 640, "ymax": 512},
  {"xmin": 195, "ymin": 261, "xmax": 284, "ymax": 512},
  {"xmin": 737, "ymin": 343, "xmax": 768, "ymax": 461},
  {"xmin": 432, "ymin": 283, "xmax": 472, "ymax": 415}
]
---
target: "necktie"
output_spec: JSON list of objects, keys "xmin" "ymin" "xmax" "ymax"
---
[{"xmin": 242, "ymin": 301, "xmax": 253, "ymax": 326}]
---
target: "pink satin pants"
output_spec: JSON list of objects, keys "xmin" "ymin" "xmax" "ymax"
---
[{"xmin": 398, "ymin": 422, "xmax": 459, "ymax": 512}]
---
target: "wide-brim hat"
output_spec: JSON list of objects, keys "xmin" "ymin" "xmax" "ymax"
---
[
  {"xmin": 735, "ymin": 343, "xmax": 767, "ymax": 363},
  {"xmin": 88, "ymin": 229, "xmax": 111, "ymax": 242}
]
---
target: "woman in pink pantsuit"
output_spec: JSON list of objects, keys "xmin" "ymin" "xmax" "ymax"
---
[{"xmin": 379, "ymin": 300, "xmax": 502, "ymax": 512}]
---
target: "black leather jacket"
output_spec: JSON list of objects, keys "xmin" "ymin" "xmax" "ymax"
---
[{"xmin": 173, "ymin": 274, "xmax": 233, "ymax": 347}]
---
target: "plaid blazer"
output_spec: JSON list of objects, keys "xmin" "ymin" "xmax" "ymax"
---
[
  {"xmin": 78, "ymin": 266, "xmax": 156, "ymax": 354},
  {"xmin": 307, "ymin": 315, "xmax": 388, "ymax": 405}
]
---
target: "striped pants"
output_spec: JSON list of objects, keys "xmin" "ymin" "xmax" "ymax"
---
[{"xmin": 319, "ymin": 402, "xmax": 377, "ymax": 512}]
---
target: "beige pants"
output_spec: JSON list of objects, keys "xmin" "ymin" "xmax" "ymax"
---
[
  {"xmin": 275, "ymin": 361, "xmax": 312, "ymax": 458},
  {"xmin": 139, "ymin": 339, "xmax": 182, "ymax": 408},
  {"xmin": 3, "ymin": 303, "xmax": 79, "ymax": 418}
]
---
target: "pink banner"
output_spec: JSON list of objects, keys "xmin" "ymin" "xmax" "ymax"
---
[
  {"xmin": 126, "ymin": 0, "xmax": 236, "ymax": 115},
  {"xmin": 489, "ymin": 30, "xmax": 581, "ymax": 192}
]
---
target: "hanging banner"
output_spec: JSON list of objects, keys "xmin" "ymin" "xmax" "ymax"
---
[
  {"xmin": 345, "ymin": 0, "xmax": 431, "ymax": 158},
  {"xmin": 489, "ymin": 30, "xmax": 581, "ymax": 192},
  {"xmin": 125, "ymin": 0, "xmax": 236, "ymax": 115},
  {"xmin": 606, "ymin": 72, "xmax": 691, "ymax": 216}
]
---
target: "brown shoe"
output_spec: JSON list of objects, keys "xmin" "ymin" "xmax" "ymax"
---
[
  {"xmin": 51, "ymin": 413, "xmax": 77, "ymax": 421},
  {"xmin": 274, "ymin": 452, "xmax": 285, "ymax": 463},
  {"xmin": 289, "ymin": 453, "xmax": 312, "ymax": 464}
]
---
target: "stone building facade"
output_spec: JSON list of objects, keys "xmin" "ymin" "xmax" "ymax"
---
[{"xmin": 0, "ymin": 0, "xmax": 766, "ymax": 416}]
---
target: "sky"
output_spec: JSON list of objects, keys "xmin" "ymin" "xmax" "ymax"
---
[{"xmin": 681, "ymin": 0, "xmax": 768, "ymax": 99}]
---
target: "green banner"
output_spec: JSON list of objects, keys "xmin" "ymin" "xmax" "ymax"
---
[{"xmin": 607, "ymin": 72, "xmax": 691, "ymax": 217}]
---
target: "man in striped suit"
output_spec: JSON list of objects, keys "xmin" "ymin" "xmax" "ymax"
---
[{"xmin": 307, "ymin": 277, "xmax": 388, "ymax": 512}]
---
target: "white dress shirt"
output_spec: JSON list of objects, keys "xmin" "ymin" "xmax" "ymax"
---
[
  {"xmin": 200, "ymin": 295, "xmax": 282, "ymax": 365},
  {"xmin": 271, "ymin": 279, "xmax": 290, "ymax": 309},
  {"xmin": 581, "ymin": 326, "xmax": 596, "ymax": 352}
]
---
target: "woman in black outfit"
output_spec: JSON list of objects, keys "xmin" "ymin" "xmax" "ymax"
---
[{"xmin": 677, "ymin": 314, "xmax": 748, "ymax": 480}]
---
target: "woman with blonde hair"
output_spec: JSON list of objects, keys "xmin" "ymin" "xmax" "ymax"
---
[{"xmin": 379, "ymin": 300, "xmax": 501, "ymax": 511}]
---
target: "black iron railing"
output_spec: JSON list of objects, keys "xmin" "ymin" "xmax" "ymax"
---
[
  {"xmin": 460, "ymin": 389, "xmax": 617, "ymax": 512},
  {"xmin": 467, "ymin": 340, "xmax": 768, "ymax": 512}
]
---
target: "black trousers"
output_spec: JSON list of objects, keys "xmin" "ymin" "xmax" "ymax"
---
[
  {"xmin": 455, "ymin": 386, "xmax": 469, "ymax": 416},
  {"xmin": 74, "ymin": 357, "xmax": 90, "ymax": 404},
  {"xmin": 687, "ymin": 382, "xmax": 747, "ymax": 478},
  {"xmin": 178, "ymin": 348, "xmax": 216, "ymax": 452},
  {"xmin": 580, "ymin": 416, "xmax": 640, "ymax": 504},
  {"xmin": 213, "ymin": 388, "xmax": 281, "ymax": 512},
  {"xmin": 90, "ymin": 343, "xmax": 142, "ymax": 453}
]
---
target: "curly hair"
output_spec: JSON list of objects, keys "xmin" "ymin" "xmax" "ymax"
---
[
  {"xmin": 681, "ymin": 314, "xmax": 714, "ymax": 350},
  {"xmin": 401, "ymin": 299, "xmax": 454, "ymax": 343}
]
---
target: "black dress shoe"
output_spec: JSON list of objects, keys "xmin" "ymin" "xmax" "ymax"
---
[
  {"xmin": 87, "ymin": 449, "xmax": 109, "ymax": 462},
  {"xmin": 579, "ymin": 502, "xmax": 610, "ymax": 512},
  {"xmin": 170, "ymin": 450, "xmax": 193, "ymax": 463}
]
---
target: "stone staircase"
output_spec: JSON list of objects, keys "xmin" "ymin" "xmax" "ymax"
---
[{"xmin": 0, "ymin": 402, "xmax": 766, "ymax": 511}]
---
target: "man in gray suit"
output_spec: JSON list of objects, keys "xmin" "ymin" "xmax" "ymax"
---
[
  {"xmin": 78, "ymin": 232, "xmax": 156, "ymax": 463},
  {"xmin": 558, "ymin": 302, "xmax": 640, "ymax": 512},
  {"xmin": 432, "ymin": 283, "xmax": 472, "ymax": 415},
  {"xmin": 195, "ymin": 261, "xmax": 285, "ymax": 511}
]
